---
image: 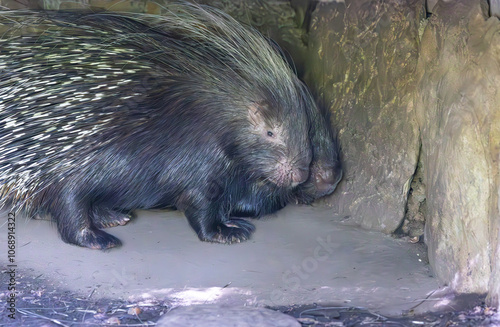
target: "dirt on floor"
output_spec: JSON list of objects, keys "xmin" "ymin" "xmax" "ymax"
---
[{"xmin": 0, "ymin": 271, "xmax": 496, "ymax": 326}]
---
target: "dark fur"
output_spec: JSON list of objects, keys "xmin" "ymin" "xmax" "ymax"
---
[
  {"xmin": 293, "ymin": 85, "xmax": 343, "ymax": 204},
  {"xmin": 0, "ymin": 5, "xmax": 312, "ymax": 249}
]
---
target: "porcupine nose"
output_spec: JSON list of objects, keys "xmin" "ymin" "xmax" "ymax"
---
[{"xmin": 313, "ymin": 162, "xmax": 343, "ymax": 196}]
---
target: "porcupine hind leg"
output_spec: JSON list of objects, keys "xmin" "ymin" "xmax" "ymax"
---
[
  {"xmin": 181, "ymin": 198, "xmax": 255, "ymax": 244},
  {"xmin": 53, "ymin": 193, "xmax": 122, "ymax": 249},
  {"xmin": 91, "ymin": 206, "xmax": 133, "ymax": 229}
]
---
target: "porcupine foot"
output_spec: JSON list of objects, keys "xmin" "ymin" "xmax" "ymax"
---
[
  {"xmin": 53, "ymin": 196, "xmax": 123, "ymax": 249},
  {"xmin": 182, "ymin": 201, "xmax": 256, "ymax": 244},
  {"xmin": 202, "ymin": 219, "xmax": 256, "ymax": 244},
  {"xmin": 72, "ymin": 227, "xmax": 122, "ymax": 250},
  {"xmin": 91, "ymin": 207, "xmax": 132, "ymax": 229}
]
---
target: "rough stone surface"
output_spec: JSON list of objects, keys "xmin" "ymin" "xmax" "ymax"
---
[
  {"xmin": 414, "ymin": 0, "xmax": 500, "ymax": 303},
  {"xmin": 156, "ymin": 305, "xmax": 301, "ymax": 327},
  {"xmin": 303, "ymin": 0, "xmax": 423, "ymax": 233},
  {"xmin": 426, "ymin": 0, "xmax": 439, "ymax": 13}
]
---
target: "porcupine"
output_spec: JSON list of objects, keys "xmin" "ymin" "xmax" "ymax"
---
[{"xmin": 0, "ymin": 4, "xmax": 314, "ymax": 249}]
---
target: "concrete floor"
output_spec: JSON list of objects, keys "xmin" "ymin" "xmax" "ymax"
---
[{"xmin": 1, "ymin": 205, "xmax": 441, "ymax": 316}]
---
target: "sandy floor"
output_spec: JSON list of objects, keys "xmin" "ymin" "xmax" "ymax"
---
[{"xmin": 1, "ymin": 205, "xmax": 441, "ymax": 316}]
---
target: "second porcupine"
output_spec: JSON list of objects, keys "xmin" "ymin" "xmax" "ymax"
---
[
  {"xmin": 0, "ymin": 4, "xmax": 314, "ymax": 249},
  {"xmin": 292, "ymin": 86, "xmax": 343, "ymax": 204}
]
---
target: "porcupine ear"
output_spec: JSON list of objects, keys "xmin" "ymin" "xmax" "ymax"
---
[
  {"xmin": 248, "ymin": 101, "xmax": 275, "ymax": 131},
  {"xmin": 248, "ymin": 102, "xmax": 264, "ymax": 128}
]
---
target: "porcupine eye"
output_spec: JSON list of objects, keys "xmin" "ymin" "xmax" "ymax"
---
[{"xmin": 267, "ymin": 131, "xmax": 274, "ymax": 138}]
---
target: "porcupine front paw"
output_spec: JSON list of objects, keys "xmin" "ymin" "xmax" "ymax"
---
[{"xmin": 200, "ymin": 219, "xmax": 256, "ymax": 244}]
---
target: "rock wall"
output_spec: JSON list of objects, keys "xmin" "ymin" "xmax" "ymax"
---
[
  {"xmin": 299, "ymin": 0, "xmax": 500, "ymax": 307},
  {"xmin": 303, "ymin": 0, "xmax": 423, "ymax": 233},
  {"xmin": 415, "ymin": 0, "xmax": 500, "ymax": 306}
]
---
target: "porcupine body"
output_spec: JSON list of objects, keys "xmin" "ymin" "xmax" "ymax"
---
[{"xmin": 0, "ymin": 4, "xmax": 313, "ymax": 249}]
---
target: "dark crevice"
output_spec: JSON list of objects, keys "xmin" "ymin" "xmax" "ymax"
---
[{"xmin": 394, "ymin": 141, "xmax": 426, "ymax": 239}]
